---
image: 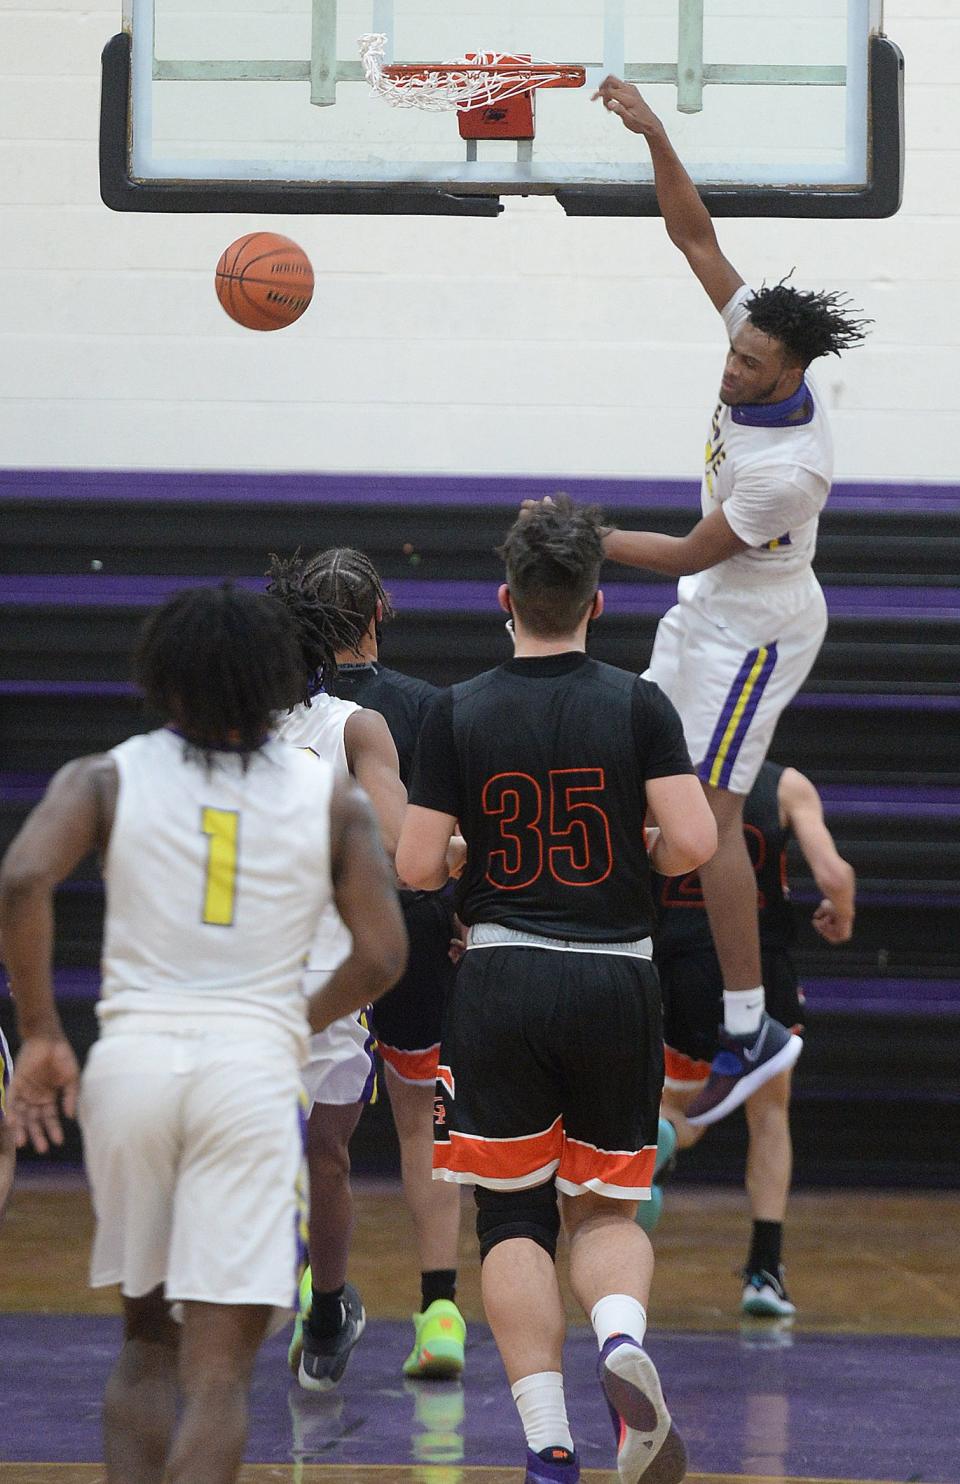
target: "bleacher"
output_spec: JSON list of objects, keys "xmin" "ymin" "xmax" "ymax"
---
[{"xmin": 2, "ymin": 469, "xmax": 958, "ymax": 1185}]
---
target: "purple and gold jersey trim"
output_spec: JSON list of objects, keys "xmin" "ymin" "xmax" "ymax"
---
[
  {"xmin": 0, "ymin": 1025, "xmax": 12, "ymax": 1120},
  {"xmin": 698, "ymin": 644, "xmax": 779, "ymax": 790}
]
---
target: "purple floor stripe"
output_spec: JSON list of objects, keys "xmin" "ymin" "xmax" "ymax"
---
[
  {"xmin": 30, "ymin": 968, "xmax": 959, "ymax": 1011},
  {"xmin": 1, "ymin": 467, "xmax": 959, "ymax": 514},
  {"xmin": 0, "ymin": 1314, "xmax": 957, "ymax": 1481},
  {"xmin": 3, "ymin": 679, "xmax": 957, "ymax": 713},
  {"xmin": 2, "ymin": 572, "xmax": 959, "ymax": 620},
  {"xmin": 5, "ymin": 772, "xmax": 960, "ymax": 812}
]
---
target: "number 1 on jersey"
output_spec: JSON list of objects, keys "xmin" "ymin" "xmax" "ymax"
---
[{"xmin": 201, "ymin": 807, "xmax": 239, "ymax": 926}]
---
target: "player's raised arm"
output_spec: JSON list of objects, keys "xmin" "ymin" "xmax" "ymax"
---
[
  {"xmin": 306, "ymin": 777, "xmax": 408, "ymax": 1033},
  {"xmin": 777, "ymin": 767, "xmax": 856, "ymax": 944},
  {"xmin": 602, "ymin": 505, "xmax": 748, "ymax": 577},
  {"xmin": 593, "ymin": 77, "xmax": 744, "ymax": 312}
]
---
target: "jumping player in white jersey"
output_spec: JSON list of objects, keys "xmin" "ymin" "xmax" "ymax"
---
[
  {"xmin": 0, "ymin": 586, "xmax": 406, "ymax": 1484},
  {"xmin": 593, "ymin": 78, "xmax": 870, "ymax": 1125}
]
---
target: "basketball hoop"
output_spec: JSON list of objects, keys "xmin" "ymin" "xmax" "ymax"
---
[{"xmin": 358, "ymin": 33, "xmax": 586, "ymax": 114}]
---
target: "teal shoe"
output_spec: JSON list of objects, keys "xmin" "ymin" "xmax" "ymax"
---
[
  {"xmin": 654, "ymin": 1116, "xmax": 678, "ymax": 1178},
  {"xmin": 635, "ymin": 1183, "xmax": 664, "ymax": 1233}
]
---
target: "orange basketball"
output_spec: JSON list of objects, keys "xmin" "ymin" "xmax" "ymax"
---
[{"xmin": 214, "ymin": 232, "xmax": 314, "ymax": 331}]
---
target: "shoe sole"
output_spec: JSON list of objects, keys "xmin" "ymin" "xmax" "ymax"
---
[
  {"xmin": 297, "ymin": 1310, "xmax": 367, "ymax": 1393},
  {"xmin": 686, "ymin": 1033, "xmax": 803, "ymax": 1128},
  {"xmin": 403, "ymin": 1339, "xmax": 465, "ymax": 1379},
  {"xmin": 601, "ymin": 1346, "xmax": 687, "ymax": 1484},
  {"xmin": 741, "ymin": 1295, "xmax": 797, "ymax": 1318}
]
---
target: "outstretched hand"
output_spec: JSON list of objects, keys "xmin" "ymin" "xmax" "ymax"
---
[
  {"xmin": 8, "ymin": 1035, "xmax": 81, "ymax": 1153},
  {"xmin": 592, "ymin": 76, "xmax": 663, "ymax": 138}
]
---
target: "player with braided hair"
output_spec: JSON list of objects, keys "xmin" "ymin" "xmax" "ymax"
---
[
  {"xmin": 594, "ymin": 78, "xmax": 869, "ymax": 1128},
  {"xmin": 268, "ymin": 548, "xmax": 467, "ymax": 1387},
  {"xmin": 266, "ymin": 551, "xmax": 406, "ymax": 1392}
]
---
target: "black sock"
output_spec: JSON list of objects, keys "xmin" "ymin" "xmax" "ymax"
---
[
  {"xmin": 421, "ymin": 1268, "xmax": 457, "ymax": 1310},
  {"xmin": 747, "ymin": 1220, "xmax": 783, "ymax": 1275},
  {"xmin": 306, "ymin": 1284, "xmax": 345, "ymax": 1340},
  {"xmin": 537, "ymin": 1446, "xmax": 576, "ymax": 1467}
]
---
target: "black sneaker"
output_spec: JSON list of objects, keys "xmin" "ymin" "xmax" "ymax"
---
[
  {"xmin": 686, "ymin": 1013, "xmax": 802, "ymax": 1127},
  {"xmin": 298, "ymin": 1281, "xmax": 366, "ymax": 1392},
  {"xmin": 741, "ymin": 1265, "xmax": 797, "ymax": 1319}
]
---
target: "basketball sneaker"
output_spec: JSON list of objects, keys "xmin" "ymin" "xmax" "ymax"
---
[
  {"xmin": 287, "ymin": 1264, "xmax": 313, "ymax": 1377},
  {"xmin": 686, "ymin": 1013, "xmax": 802, "ymax": 1127},
  {"xmin": 524, "ymin": 1445, "xmax": 581, "ymax": 1482},
  {"xmin": 298, "ymin": 1281, "xmax": 366, "ymax": 1392},
  {"xmin": 635, "ymin": 1118, "xmax": 678, "ymax": 1234},
  {"xmin": 741, "ymin": 1266, "xmax": 797, "ymax": 1319},
  {"xmin": 402, "ymin": 1298, "xmax": 466, "ymax": 1379},
  {"xmin": 598, "ymin": 1335, "xmax": 687, "ymax": 1484}
]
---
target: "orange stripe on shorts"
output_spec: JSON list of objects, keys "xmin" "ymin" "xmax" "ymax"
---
[
  {"xmin": 379, "ymin": 1041, "xmax": 440, "ymax": 1085},
  {"xmin": 664, "ymin": 1045, "xmax": 712, "ymax": 1085},
  {"xmin": 433, "ymin": 1116, "xmax": 564, "ymax": 1183},
  {"xmin": 557, "ymin": 1135, "xmax": 656, "ymax": 1193}
]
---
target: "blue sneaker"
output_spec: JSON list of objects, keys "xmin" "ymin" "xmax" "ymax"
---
[
  {"xmin": 686, "ymin": 1013, "xmax": 802, "ymax": 1127},
  {"xmin": 598, "ymin": 1335, "xmax": 687, "ymax": 1483},
  {"xmin": 525, "ymin": 1445, "xmax": 581, "ymax": 1482}
]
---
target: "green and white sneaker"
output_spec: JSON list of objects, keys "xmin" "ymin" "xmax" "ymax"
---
[
  {"xmin": 402, "ymin": 1298, "xmax": 466, "ymax": 1379},
  {"xmin": 287, "ymin": 1264, "xmax": 313, "ymax": 1376}
]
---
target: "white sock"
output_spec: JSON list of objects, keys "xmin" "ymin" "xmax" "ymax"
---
[
  {"xmin": 590, "ymin": 1293, "xmax": 647, "ymax": 1351},
  {"xmin": 723, "ymin": 986, "xmax": 765, "ymax": 1036},
  {"xmin": 510, "ymin": 1371, "xmax": 574, "ymax": 1455}
]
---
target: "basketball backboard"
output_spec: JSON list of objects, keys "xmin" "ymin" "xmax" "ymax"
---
[{"xmin": 100, "ymin": 1, "xmax": 903, "ymax": 218}]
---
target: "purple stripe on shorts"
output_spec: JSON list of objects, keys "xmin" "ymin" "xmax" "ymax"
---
[
  {"xmin": 716, "ymin": 643, "xmax": 778, "ymax": 789},
  {"xmin": 696, "ymin": 643, "xmax": 778, "ymax": 789},
  {"xmin": 696, "ymin": 648, "xmax": 762, "ymax": 784}
]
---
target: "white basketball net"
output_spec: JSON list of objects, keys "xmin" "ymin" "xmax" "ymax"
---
[{"xmin": 359, "ymin": 33, "xmax": 563, "ymax": 113}]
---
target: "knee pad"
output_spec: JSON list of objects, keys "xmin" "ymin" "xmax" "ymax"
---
[{"xmin": 474, "ymin": 1180, "xmax": 561, "ymax": 1263}]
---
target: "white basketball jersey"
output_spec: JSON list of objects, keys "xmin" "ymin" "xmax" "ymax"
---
[
  {"xmin": 100, "ymin": 728, "xmax": 336, "ymax": 1051},
  {"xmin": 275, "ymin": 695, "xmax": 359, "ymax": 971},
  {"xmin": 695, "ymin": 284, "xmax": 833, "ymax": 597}
]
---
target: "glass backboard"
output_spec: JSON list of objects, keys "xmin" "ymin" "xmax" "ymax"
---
[{"xmin": 100, "ymin": 0, "xmax": 903, "ymax": 217}]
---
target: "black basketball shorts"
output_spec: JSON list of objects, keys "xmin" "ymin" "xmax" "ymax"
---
[
  {"xmin": 433, "ymin": 943, "xmax": 664, "ymax": 1199},
  {"xmin": 658, "ymin": 947, "xmax": 805, "ymax": 1088},
  {"xmin": 372, "ymin": 891, "xmax": 456, "ymax": 1085}
]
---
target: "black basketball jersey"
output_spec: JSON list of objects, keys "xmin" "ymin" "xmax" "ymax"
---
[
  {"xmin": 408, "ymin": 652, "xmax": 694, "ymax": 943},
  {"xmin": 653, "ymin": 760, "xmax": 796, "ymax": 959},
  {"xmin": 330, "ymin": 662, "xmax": 438, "ymax": 787}
]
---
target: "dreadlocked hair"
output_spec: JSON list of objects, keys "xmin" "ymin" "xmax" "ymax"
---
[
  {"xmin": 746, "ymin": 279, "xmax": 871, "ymax": 367},
  {"xmin": 498, "ymin": 494, "xmax": 605, "ymax": 638},
  {"xmin": 134, "ymin": 584, "xmax": 306, "ymax": 766},
  {"xmin": 265, "ymin": 549, "xmax": 372, "ymax": 700}
]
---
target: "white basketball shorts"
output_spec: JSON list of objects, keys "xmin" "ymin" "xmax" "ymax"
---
[
  {"xmin": 645, "ymin": 579, "xmax": 827, "ymax": 795},
  {"xmin": 79, "ymin": 1026, "xmax": 305, "ymax": 1311},
  {"xmin": 301, "ymin": 969, "xmax": 377, "ymax": 1108}
]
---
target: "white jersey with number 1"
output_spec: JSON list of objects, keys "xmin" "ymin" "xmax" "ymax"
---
[{"xmin": 99, "ymin": 726, "xmax": 336, "ymax": 1056}]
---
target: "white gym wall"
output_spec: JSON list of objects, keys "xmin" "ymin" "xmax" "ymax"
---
[{"xmin": 0, "ymin": 2, "xmax": 956, "ymax": 481}]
